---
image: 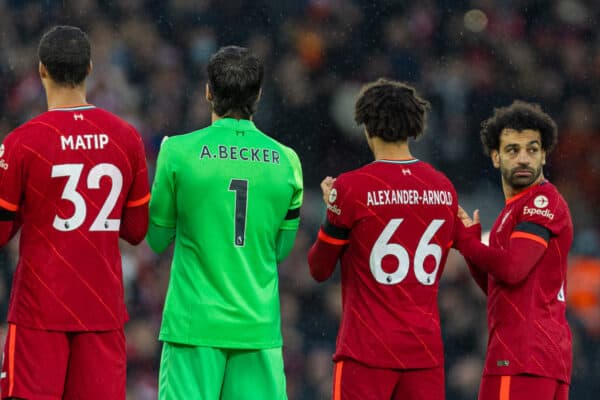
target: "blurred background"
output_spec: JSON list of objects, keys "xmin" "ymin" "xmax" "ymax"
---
[{"xmin": 1, "ymin": 0, "xmax": 600, "ymax": 398}]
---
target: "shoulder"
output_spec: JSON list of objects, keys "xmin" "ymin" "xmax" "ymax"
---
[
  {"xmin": 417, "ymin": 161, "xmax": 455, "ymax": 187},
  {"xmin": 425, "ymin": 162, "xmax": 452, "ymax": 182},
  {"xmin": 162, "ymin": 128, "xmax": 205, "ymax": 147},
  {"xmin": 524, "ymin": 181, "xmax": 567, "ymax": 210},
  {"xmin": 256, "ymin": 129, "xmax": 292, "ymax": 151},
  {"xmin": 157, "ymin": 129, "xmax": 204, "ymax": 158},
  {"xmin": 337, "ymin": 167, "xmax": 361, "ymax": 182},
  {"xmin": 518, "ymin": 181, "xmax": 571, "ymax": 229},
  {"xmin": 92, "ymin": 108, "xmax": 141, "ymax": 137},
  {"xmin": 277, "ymin": 142, "xmax": 301, "ymax": 167},
  {"xmin": 331, "ymin": 168, "xmax": 363, "ymax": 195},
  {"xmin": 258, "ymin": 132, "xmax": 302, "ymax": 167},
  {"xmin": 2, "ymin": 114, "xmax": 50, "ymax": 144},
  {"xmin": 335, "ymin": 162, "xmax": 379, "ymax": 184},
  {"xmin": 537, "ymin": 180, "xmax": 565, "ymax": 200}
]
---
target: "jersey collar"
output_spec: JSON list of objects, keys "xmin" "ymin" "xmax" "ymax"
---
[
  {"xmin": 505, "ymin": 179, "xmax": 548, "ymax": 205},
  {"xmin": 373, "ymin": 158, "xmax": 419, "ymax": 164},
  {"xmin": 212, "ymin": 118, "xmax": 257, "ymax": 131},
  {"xmin": 49, "ymin": 104, "xmax": 96, "ymax": 111}
]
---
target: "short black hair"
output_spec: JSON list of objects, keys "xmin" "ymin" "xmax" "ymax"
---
[
  {"xmin": 354, "ymin": 78, "xmax": 430, "ymax": 142},
  {"xmin": 38, "ymin": 25, "xmax": 91, "ymax": 87},
  {"xmin": 480, "ymin": 100, "xmax": 558, "ymax": 156},
  {"xmin": 207, "ymin": 46, "xmax": 264, "ymax": 119}
]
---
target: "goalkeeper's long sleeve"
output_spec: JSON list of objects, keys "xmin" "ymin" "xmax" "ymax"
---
[
  {"xmin": 146, "ymin": 222, "xmax": 175, "ymax": 253},
  {"xmin": 275, "ymin": 229, "xmax": 298, "ymax": 264}
]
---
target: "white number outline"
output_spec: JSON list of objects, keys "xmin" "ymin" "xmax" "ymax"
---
[
  {"xmin": 88, "ymin": 163, "xmax": 123, "ymax": 231},
  {"xmin": 370, "ymin": 218, "xmax": 445, "ymax": 286},
  {"xmin": 52, "ymin": 164, "xmax": 85, "ymax": 231},
  {"xmin": 52, "ymin": 163, "xmax": 123, "ymax": 232}
]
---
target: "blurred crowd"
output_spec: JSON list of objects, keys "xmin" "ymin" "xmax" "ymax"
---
[{"xmin": 1, "ymin": 0, "xmax": 600, "ymax": 398}]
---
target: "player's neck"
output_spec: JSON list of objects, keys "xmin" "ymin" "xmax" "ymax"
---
[
  {"xmin": 45, "ymin": 83, "xmax": 88, "ymax": 110},
  {"xmin": 211, "ymin": 112, "xmax": 253, "ymax": 123},
  {"xmin": 502, "ymin": 174, "xmax": 545, "ymax": 199},
  {"xmin": 370, "ymin": 137, "xmax": 413, "ymax": 161}
]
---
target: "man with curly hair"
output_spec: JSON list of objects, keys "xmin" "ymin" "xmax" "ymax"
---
[
  {"xmin": 308, "ymin": 78, "xmax": 461, "ymax": 399},
  {"xmin": 456, "ymin": 101, "xmax": 573, "ymax": 400}
]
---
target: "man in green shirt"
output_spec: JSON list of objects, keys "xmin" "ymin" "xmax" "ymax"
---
[{"xmin": 147, "ymin": 46, "xmax": 303, "ymax": 400}]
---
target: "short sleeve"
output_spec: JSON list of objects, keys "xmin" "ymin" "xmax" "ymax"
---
[
  {"xmin": 279, "ymin": 146, "xmax": 303, "ymax": 231},
  {"xmin": 0, "ymin": 132, "xmax": 24, "ymax": 212},
  {"xmin": 149, "ymin": 138, "xmax": 177, "ymax": 228}
]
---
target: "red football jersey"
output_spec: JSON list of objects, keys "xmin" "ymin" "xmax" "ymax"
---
[
  {"xmin": 320, "ymin": 159, "xmax": 458, "ymax": 369},
  {"xmin": 0, "ymin": 105, "xmax": 150, "ymax": 331},
  {"xmin": 484, "ymin": 181, "xmax": 572, "ymax": 383}
]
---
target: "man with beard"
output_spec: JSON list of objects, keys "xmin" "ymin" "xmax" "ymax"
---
[{"xmin": 455, "ymin": 101, "xmax": 573, "ymax": 400}]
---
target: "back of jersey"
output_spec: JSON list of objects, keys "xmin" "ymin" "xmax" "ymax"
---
[
  {"xmin": 150, "ymin": 118, "xmax": 303, "ymax": 348},
  {"xmin": 0, "ymin": 105, "xmax": 149, "ymax": 331},
  {"xmin": 326, "ymin": 159, "xmax": 458, "ymax": 369}
]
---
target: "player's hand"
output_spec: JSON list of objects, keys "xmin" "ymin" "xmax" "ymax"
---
[
  {"xmin": 320, "ymin": 176, "xmax": 336, "ymax": 205},
  {"xmin": 458, "ymin": 206, "xmax": 480, "ymax": 227}
]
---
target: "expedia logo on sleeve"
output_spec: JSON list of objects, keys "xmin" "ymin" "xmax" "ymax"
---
[
  {"xmin": 534, "ymin": 195, "xmax": 549, "ymax": 208},
  {"xmin": 328, "ymin": 188, "xmax": 337, "ymax": 204},
  {"xmin": 327, "ymin": 203, "xmax": 341, "ymax": 215},
  {"xmin": 0, "ymin": 144, "xmax": 8, "ymax": 170},
  {"xmin": 523, "ymin": 195, "xmax": 554, "ymax": 220},
  {"xmin": 327, "ymin": 188, "xmax": 341, "ymax": 215}
]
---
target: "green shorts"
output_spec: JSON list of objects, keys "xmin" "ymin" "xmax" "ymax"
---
[{"xmin": 158, "ymin": 342, "xmax": 287, "ymax": 400}]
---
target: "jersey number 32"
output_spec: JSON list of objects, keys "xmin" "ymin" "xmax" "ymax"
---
[{"xmin": 51, "ymin": 163, "xmax": 123, "ymax": 232}]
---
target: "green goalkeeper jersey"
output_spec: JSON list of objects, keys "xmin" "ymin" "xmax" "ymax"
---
[{"xmin": 149, "ymin": 118, "xmax": 303, "ymax": 348}]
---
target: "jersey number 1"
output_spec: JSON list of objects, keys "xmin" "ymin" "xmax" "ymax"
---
[
  {"xmin": 229, "ymin": 179, "xmax": 248, "ymax": 246},
  {"xmin": 370, "ymin": 218, "xmax": 445, "ymax": 286}
]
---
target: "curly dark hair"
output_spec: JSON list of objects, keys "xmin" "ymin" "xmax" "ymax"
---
[
  {"xmin": 207, "ymin": 46, "xmax": 264, "ymax": 119},
  {"xmin": 354, "ymin": 78, "xmax": 430, "ymax": 142},
  {"xmin": 480, "ymin": 100, "xmax": 558, "ymax": 156},
  {"xmin": 38, "ymin": 26, "xmax": 91, "ymax": 87}
]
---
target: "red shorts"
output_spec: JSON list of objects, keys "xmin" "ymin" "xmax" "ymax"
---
[
  {"xmin": 479, "ymin": 375, "xmax": 569, "ymax": 400},
  {"xmin": 1, "ymin": 323, "xmax": 126, "ymax": 400},
  {"xmin": 332, "ymin": 359, "xmax": 444, "ymax": 400}
]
